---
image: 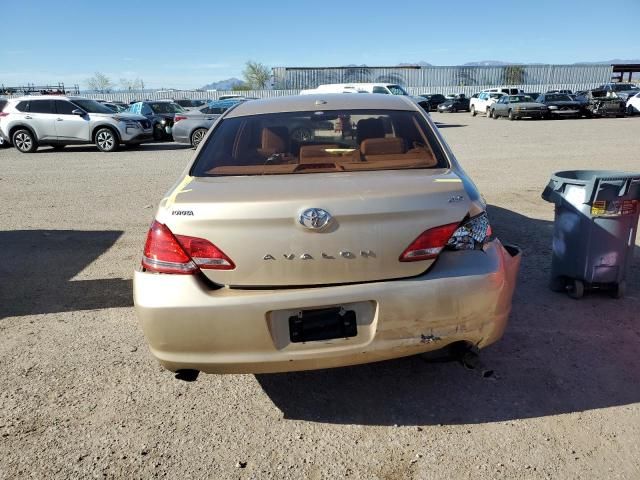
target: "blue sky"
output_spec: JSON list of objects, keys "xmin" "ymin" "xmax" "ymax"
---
[{"xmin": 1, "ymin": 0, "xmax": 638, "ymax": 89}]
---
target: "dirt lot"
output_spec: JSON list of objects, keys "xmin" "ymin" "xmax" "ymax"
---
[{"xmin": 1, "ymin": 114, "xmax": 639, "ymax": 479}]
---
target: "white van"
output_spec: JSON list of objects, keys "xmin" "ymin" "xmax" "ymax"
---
[
  {"xmin": 300, "ymin": 83, "xmax": 409, "ymax": 96},
  {"xmin": 482, "ymin": 87, "xmax": 524, "ymax": 95}
]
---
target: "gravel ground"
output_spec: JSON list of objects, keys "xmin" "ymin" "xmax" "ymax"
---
[{"xmin": 1, "ymin": 115, "xmax": 639, "ymax": 479}]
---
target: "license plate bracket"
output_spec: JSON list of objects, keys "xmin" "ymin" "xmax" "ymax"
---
[{"xmin": 289, "ymin": 307, "xmax": 357, "ymax": 343}]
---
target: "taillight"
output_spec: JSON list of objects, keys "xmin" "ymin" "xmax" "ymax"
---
[
  {"xmin": 446, "ymin": 213, "xmax": 492, "ymax": 251},
  {"xmin": 399, "ymin": 222, "xmax": 459, "ymax": 262},
  {"xmin": 174, "ymin": 115, "xmax": 187, "ymax": 123},
  {"xmin": 141, "ymin": 221, "xmax": 234, "ymax": 274},
  {"xmin": 399, "ymin": 213, "xmax": 492, "ymax": 262},
  {"xmin": 0, "ymin": 112, "xmax": 9, "ymax": 117}
]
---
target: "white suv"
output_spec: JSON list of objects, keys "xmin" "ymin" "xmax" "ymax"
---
[
  {"xmin": 0, "ymin": 96, "xmax": 153, "ymax": 152},
  {"xmin": 470, "ymin": 92, "xmax": 505, "ymax": 117}
]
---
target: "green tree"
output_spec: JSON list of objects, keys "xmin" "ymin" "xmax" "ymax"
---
[
  {"xmin": 86, "ymin": 72, "xmax": 113, "ymax": 93},
  {"xmin": 231, "ymin": 82, "xmax": 252, "ymax": 91},
  {"xmin": 503, "ymin": 65, "xmax": 525, "ymax": 85},
  {"xmin": 242, "ymin": 61, "xmax": 271, "ymax": 89}
]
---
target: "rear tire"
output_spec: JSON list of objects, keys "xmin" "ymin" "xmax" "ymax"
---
[
  {"xmin": 491, "ymin": 109, "xmax": 498, "ymax": 119},
  {"xmin": 12, "ymin": 129, "xmax": 38, "ymax": 153},
  {"xmin": 291, "ymin": 127, "xmax": 313, "ymax": 142},
  {"xmin": 486, "ymin": 108, "xmax": 491, "ymax": 118},
  {"xmin": 95, "ymin": 127, "xmax": 118, "ymax": 152},
  {"xmin": 612, "ymin": 281, "xmax": 625, "ymax": 299},
  {"xmin": 508, "ymin": 110, "xmax": 516, "ymax": 121},
  {"xmin": 153, "ymin": 124, "xmax": 164, "ymax": 141},
  {"xmin": 567, "ymin": 279, "xmax": 584, "ymax": 299},
  {"xmin": 470, "ymin": 105, "xmax": 476, "ymax": 117},
  {"xmin": 190, "ymin": 128, "xmax": 208, "ymax": 148}
]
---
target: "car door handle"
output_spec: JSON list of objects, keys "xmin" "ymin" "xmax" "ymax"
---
[
  {"xmin": 56, "ymin": 118, "xmax": 64, "ymax": 121},
  {"xmin": 25, "ymin": 115, "xmax": 33, "ymax": 119}
]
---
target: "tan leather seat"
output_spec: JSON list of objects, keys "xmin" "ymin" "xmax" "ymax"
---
[
  {"xmin": 360, "ymin": 137, "xmax": 405, "ymax": 156},
  {"xmin": 258, "ymin": 126, "xmax": 289, "ymax": 156}
]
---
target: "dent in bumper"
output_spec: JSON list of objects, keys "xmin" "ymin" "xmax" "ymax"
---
[{"xmin": 133, "ymin": 240, "xmax": 521, "ymax": 373}]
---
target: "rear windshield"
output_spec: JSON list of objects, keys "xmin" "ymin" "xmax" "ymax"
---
[
  {"xmin": 546, "ymin": 94, "xmax": 572, "ymax": 101},
  {"xmin": 612, "ymin": 84, "xmax": 639, "ymax": 92},
  {"xmin": 192, "ymin": 109, "xmax": 447, "ymax": 176}
]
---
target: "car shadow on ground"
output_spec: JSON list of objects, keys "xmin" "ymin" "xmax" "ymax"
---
[
  {"xmin": 433, "ymin": 121, "xmax": 467, "ymax": 128},
  {"xmin": 33, "ymin": 143, "xmax": 191, "ymax": 153},
  {"xmin": 0, "ymin": 230, "xmax": 132, "ymax": 319},
  {"xmin": 256, "ymin": 205, "xmax": 640, "ymax": 425}
]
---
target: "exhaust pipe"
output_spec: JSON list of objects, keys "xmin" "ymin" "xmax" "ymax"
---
[
  {"xmin": 458, "ymin": 348, "xmax": 494, "ymax": 378},
  {"xmin": 175, "ymin": 369, "xmax": 199, "ymax": 382}
]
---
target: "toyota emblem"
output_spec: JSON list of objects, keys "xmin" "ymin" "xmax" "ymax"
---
[{"xmin": 299, "ymin": 208, "xmax": 332, "ymax": 230}]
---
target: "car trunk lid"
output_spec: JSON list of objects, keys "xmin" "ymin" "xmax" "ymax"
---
[{"xmin": 158, "ymin": 169, "xmax": 471, "ymax": 287}]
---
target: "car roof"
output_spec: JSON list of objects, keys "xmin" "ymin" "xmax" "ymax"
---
[
  {"xmin": 226, "ymin": 94, "xmax": 418, "ymax": 118},
  {"xmin": 10, "ymin": 95, "xmax": 84, "ymax": 101}
]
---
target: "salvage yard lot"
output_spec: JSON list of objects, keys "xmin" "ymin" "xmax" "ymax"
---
[{"xmin": 1, "ymin": 116, "xmax": 639, "ymax": 479}]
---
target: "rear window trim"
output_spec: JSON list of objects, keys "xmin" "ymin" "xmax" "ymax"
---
[{"xmin": 189, "ymin": 108, "xmax": 450, "ymax": 177}]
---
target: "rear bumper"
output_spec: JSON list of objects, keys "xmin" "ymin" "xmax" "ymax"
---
[
  {"xmin": 171, "ymin": 129, "xmax": 190, "ymax": 144},
  {"xmin": 133, "ymin": 240, "xmax": 521, "ymax": 374}
]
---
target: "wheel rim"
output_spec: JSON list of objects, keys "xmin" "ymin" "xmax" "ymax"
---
[
  {"xmin": 291, "ymin": 128, "xmax": 312, "ymax": 142},
  {"xmin": 192, "ymin": 129, "xmax": 206, "ymax": 146},
  {"xmin": 15, "ymin": 132, "xmax": 32, "ymax": 150},
  {"xmin": 97, "ymin": 131, "xmax": 114, "ymax": 150}
]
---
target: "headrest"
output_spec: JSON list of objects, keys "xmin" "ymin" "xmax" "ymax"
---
[
  {"xmin": 360, "ymin": 137, "xmax": 405, "ymax": 156},
  {"xmin": 356, "ymin": 118, "xmax": 385, "ymax": 144},
  {"xmin": 260, "ymin": 127, "xmax": 288, "ymax": 155}
]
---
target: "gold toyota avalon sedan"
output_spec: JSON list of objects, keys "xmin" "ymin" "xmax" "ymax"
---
[{"xmin": 134, "ymin": 94, "xmax": 521, "ymax": 375}]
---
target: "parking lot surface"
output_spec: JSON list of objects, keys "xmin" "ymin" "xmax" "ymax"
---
[{"xmin": 1, "ymin": 116, "xmax": 639, "ymax": 479}]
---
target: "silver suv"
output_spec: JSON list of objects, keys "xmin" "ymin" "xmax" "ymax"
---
[{"xmin": 0, "ymin": 95, "xmax": 153, "ymax": 152}]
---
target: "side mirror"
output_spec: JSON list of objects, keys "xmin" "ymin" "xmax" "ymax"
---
[{"xmin": 72, "ymin": 109, "xmax": 85, "ymax": 116}]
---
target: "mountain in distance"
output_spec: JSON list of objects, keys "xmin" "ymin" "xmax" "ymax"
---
[
  {"xmin": 201, "ymin": 77, "xmax": 244, "ymax": 90},
  {"xmin": 463, "ymin": 60, "xmax": 514, "ymax": 66},
  {"xmin": 397, "ymin": 61, "xmax": 433, "ymax": 67},
  {"xmin": 573, "ymin": 59, "xmax": 640, "ymax": 65}
]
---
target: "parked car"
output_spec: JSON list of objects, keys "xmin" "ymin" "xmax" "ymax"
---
[
  {"xmin": 417, "ymin": 94, "xmax": 447, "ymax": 111},
  {"xmin": 126, "ymin": 100, "xmax": 186, "ymax": 140},
  {"xmin": 489, "ymin": 95, "xmax": 547, "ymax": 120},
  {"xmin": 173, "ymin": 98, "xmax": 251, "ymax": 147},
  {"xmin": 482, "ymin": 87, "xmax": 524, "ymax": 95},
  {"xmin": 133, "ymin": 93, "xmax": 521, "ymax": 376},
  {"xmin": 437, "ymin": 95, "xmax": 470, "ymax": 113},
  {"xmin": 0, "ymin": 99, "xmax": 8, "ymax": 147},
  {"xmin": 300, "ymin": 83, "xmax": 409, "ymax": 95},
  {"xmin": 536, "ymin": 93, "xmax": 586, "ymax": 118},
  {"xmin": 576, "ymin": 89, "xmax": 626, "ymax": 117},
  {"xmin": 174, "ymin": 99, "xmax": 207, "ymax": 110},
  {"xmin": 0, "ymin": 96, "xmax": 153, "ymax": 153},
  {"xmin": 546, "ymin": 89, "xmax": 573, "ymax": 94},
  {"xmin": 470, "ymin": 92, "xmax": 505, "ymax": 117},
  {"xmin": 598, "ymin": 83, "xmax": 640, "ymax": 101},
  {"xmin": 626, "ymin": 92, "xmax": 640, "ymax": 115},
  {"xmin": 102, "ymin": 102, "xmax": 128, "ymax": 113}
]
